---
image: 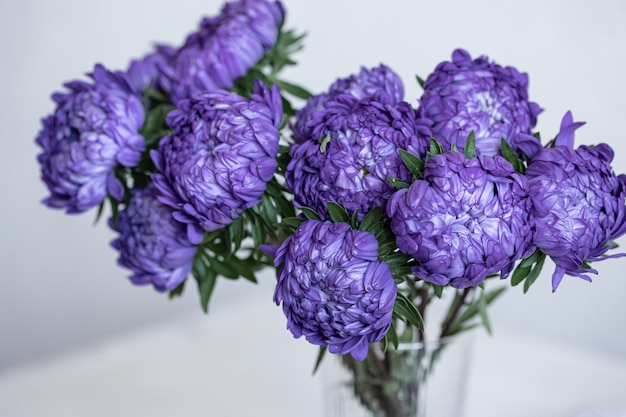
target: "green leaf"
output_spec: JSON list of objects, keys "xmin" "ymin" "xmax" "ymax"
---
[
  {"xmin": 415, "ymin": 74, "xmax": 425, "ymax": 88},
  {"xmin": 228, "ymin": 256, "xmax": 258, "ymax": 283},
  {"xmin": 276, "ymin": 79, "xmax": 313, "ymax": 100},
  {"xmin": 168, "ymin": 280, "xmax": 186, "ymax": 299},
  {"xmin": 208, "ymin": 257, "xmax": 239, "ymax": 280},
  {"xmin": 350, "ymin": 209, "xmax": 360, "ymax": 229},
  {"xmin": 523, "ymin": 253, "xmax": 546, "ymax": 294},
  {"xmin": 500, "ymin": 138, "xmax": 525, "ymax": 173},
  {"xmin": 385, "ymin": 322, "xmax": 399, "ymax": 350},
  {"xmin": 478, "ymin": 289, "xmax": 493, "ymax": 335},
  {"xmin": 261, "ymin": 194, "xmax": 278, "ymax": 227},
  {"xmin": 399, "ymin": 149, "xmax": 425, "ymax": 179},
  {"xmin": 198, "ymin": 271, "xmax": 217, "ymax": 314},
  {"xmin": 312, "ymin": 346, "xmax": 327, "ymax": 375},
  {"xmin": 228, "ymin": 216, "xmax": 244, "ymax": 254},
  {"xmin": 393, "ymin": 292, "xmax": 424, "ymax": 330},
  {"xmin": 511, "ymin": 264, "xmax": 531, "ymax": 287},
  {"xmin": 431, "ymin": 284, "xmax": 444, "ymax": 299},
  {"xmin": 429, "ymin": 137, "xmax": 445, "ymax": 155},
  {"xmin": 464, "ymin": 131, "xmax": 477, "ymax": 158},
  {"xmin": 388, "ymin": 176, "xmax": 410, "ymax": 190},
  {"xmin": 449, "ymin": 287, "xmax": 506, "ymax": 335},
  {"xmin": 327, "ymin": 202, "xmax": 350, "ymax": 223},
  {"xmin": 359, "ymin": 206, "xmax": 382, "ymax": 232},
  {"xmin": 299, "ymin": 206, "xmax": 321, "ymax": 221}
]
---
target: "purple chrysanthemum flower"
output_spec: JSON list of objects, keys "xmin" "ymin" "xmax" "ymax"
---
[
  {"xmin": 151, "ymin": 81, "xmax": 282, "ymax": 244},
  {"xmin": 163, "ymin": 0, "xmax": 284, "ymax": 103},
  {"xmin": 126, "ymin": 45, "xmax": 177, "ymax": 94},
  {"xmin": 272, "ymin": 220, "xmax": 397, "ymax": 361},
  {"xmin": 35, "ymin": 64, "xmax": 145, "ymax": 213},
  {"xmin": 387, "ymin": 151, "xmax": 534, "ymax": 288},
  {"xmin": 286, "ymin": 95, "xmax": 431, "ymax": 221},
  {"xmin": 526, "ymin": 112, "xmax": 626, "ymax": 291},
  {"xmin": 110, "ymin": 182, "xmax": 197, "ymax": 292},
  {"xmin": 418, "ymin": 49, "xmax": 542, "ymax": 157},
  {"xmin": 292, "ymin": 64, "xmax": 404, "ymax": 143}
]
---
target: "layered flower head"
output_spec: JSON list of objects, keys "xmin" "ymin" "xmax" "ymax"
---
[
  {"xmin": 151, "ymin": 81, "xmax": 282, "ymax": 244},
  {"xmin": 387, "ymin": 151, "xmax": 534, "ymax": 288},
  {"xmin": 164, "ymin": 0, "xmax": 284, "ymax": 103},
  {"xmin": 272, "ymin": 220, "xmax": 397, "ymax": 360},
  {"xmin": 35, "ymin": 64, "xmax": 145, "ymax": 213},
  {"xmin": 286, "ymin": 90, "xmax": 431, "ymax": 221},
  {"xmin": 110, "ymin": 183, "xmax": 197, "ymax": 292},
  {"xmin": 418, "ymin": 49, "xmax": 542, "ymax": 157},
  {"xmin": 126, "ymin": 45, "xmax": 177, "ymax": 94},
  {"xmin": 291, "ymin": 64, "xmax": 404, "ymax": 143},
  {"xmin": 526, "ymin": 112, "xmax": 626, "ymax": 291}
]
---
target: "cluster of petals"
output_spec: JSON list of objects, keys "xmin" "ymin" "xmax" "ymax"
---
[
  {"xmin": 35, "ymin": 64, "xmax": 145, "ymax": 213},
  {"xmin": 387, "ymin": 151, "xmax": 535, "ymax": 288},
  {"xmin": 161, "ymin": 0, "xmax": 284, "ymax": 104},
  {"xmin": 110, "ymin": 182, "xmax": 197, "ymax": 292},
  {"xmin": 151, "ymin": 81, "xmax": 282, "ymax": 244},
  {"xmin": 526, "ymin": 112, "xmax": 626, "ymax": 291},
  {"xmin": 286, "ymin": 65, "xmax": 431, "ymax": 221},
  {"xmin": 291, "ymin": 64, "xmax": 405, "ymax": 143},
  {"xmin": 418, "ymin": 48, "xmax": 542, "ymax": 157},
  {"xmin": 272, "ymin": 220, "xmax": 397, "ymax": 361}
]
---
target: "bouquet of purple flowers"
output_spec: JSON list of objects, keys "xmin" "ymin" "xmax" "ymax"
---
[{"xmin": 34, "ymin": 1, "xmax": 626, "ymax": 416}]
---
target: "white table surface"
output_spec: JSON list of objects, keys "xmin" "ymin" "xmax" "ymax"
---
[{"xmin": 1, "ymin": 281, "xmax": 625, "ymax": 417}]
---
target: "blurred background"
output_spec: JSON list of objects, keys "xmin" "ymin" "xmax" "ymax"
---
[{"xmin": 1, "ymin": 0, "xmax": 625, "ymax": 387}]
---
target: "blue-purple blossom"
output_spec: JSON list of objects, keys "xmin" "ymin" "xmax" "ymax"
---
[
  {"xmin": 126, "ymin": 45, "xmax": 176, "ymax": 94},
  {"xmin": 387, "ymin": 151, "xmax": 534, "ymax": 288},
  {"xmin": 418, "ymin": 49, "xmax": 542, "ymax": 157},
  {"xmin": 162, "ymin": 0, "xmax": 284, "ymax": 103},
  {"xmin": 151, "ymin": 81, "xmax": 282, "ymax": 244},
  {"xmin": 110, "ymin": 183, "xmax": 197, "ymax": 292},
  {"xmin": 35, "ymin": 64, "xmax": 145, "ymax": 213},
  {"xmin": 292, "ymin": 64, "xmax": 404, "ymax": 143},
  {"xmin": 526, "ymin": 112, "xmax": 626, "ymax": 291},
  {"xmin": 286, "ymin": 95, "xmax": 431, "ymax": 221},
  {"xmin": 272, "ymin": 220, "xmax": 397, "ymax": 361}
]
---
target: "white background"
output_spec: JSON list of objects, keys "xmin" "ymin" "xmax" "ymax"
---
[{"xmin": 1, "ymin": 0, "xmax": 625, "ymax": 383}]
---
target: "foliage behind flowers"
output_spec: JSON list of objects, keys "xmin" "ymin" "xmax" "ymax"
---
[{"xmin": 35, "ymin": 0, "xmax": 626, "ymax": 371}]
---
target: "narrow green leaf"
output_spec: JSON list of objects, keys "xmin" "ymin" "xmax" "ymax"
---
[
  {"xmin": 299, "ymin": 206, "xmax": 321, "ymax": 221},
  {"xmin": 429, "ymin": 137, "xmax": 445, "ymax": 155},
  {"xmin": 208, "ymin": 257, "xmax": 239, "ymax": 279},
  {"xmin": 519, "ymin": 249, "xmax": 543, "ymax": 269},
  {"xmin": 228, "ymin": 216, "xmax": 244, "ymax": 253},
  {"xmin": 261, "ymin": 194, "xmax": 278, "ymax": 227},
  {"xmin": 431, "ymin": 284, "xmax": 444, "ymax": 299},
  {"xmin": 393, "ymin": 292, "xmax": 424, "ymax": 330},
  {"xmin": 312, "ymin": 346, "xmax": 327, "ymax": 375},
  {"xmin": 500, "ymin": 138, "xmax": 525, "ymax": 173},
  {"xmin": 523, "ymin": 253, "xmax": 546, "ymax": 293},
  {"xmin": 168, "ymin": 280, "xmax": 186, "ymax": 299},
  {"xmin": 415, "ymin": 74, "xmax": 425, "ymax": 88},
  {"xmin": 276, "ymin": 79, "xmax": 313, "ymax": 100},
  {"xmin": 398, "ymin": 149, "xmax": 425, "ymax": 179},
  {"xmin": 464, "ymin": 131, "xmax": 477, "ymax": 158},
  {"xmin": 385, "ymin": 322, "xmax": 399, "ymax": 350},
  {"xmin": 388, "ymin": 176, "xmax": 410, "ymax": 190},
  {"xmin": 350, "ymin": 209, "xmax": 359, "ymax": 229},
  {"xmin": 511, "ymin": 264, "xmax": 531, "ymax": 287},
  {"xmin": 198, "ymin": 271, "xmax": 217, "ymax": 314},
  {"xmin": 359, "ymin": 206, "xmax": 382, "ymax": 232},
  {"xmin": 228, "ymin": 256, "xmax": 258, "ymax": 283},
  {"xmin": 327, "ymin": 202, "xmax": 350, "ymax": 223},
  {"xmin": 478, "ymin": 290, "xmax": 493, "ymax": 335}
]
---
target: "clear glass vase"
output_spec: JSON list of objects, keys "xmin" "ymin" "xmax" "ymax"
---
[{"xmin": 322, "ymin": 335, "xmax": 473, "ymax": 417}]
